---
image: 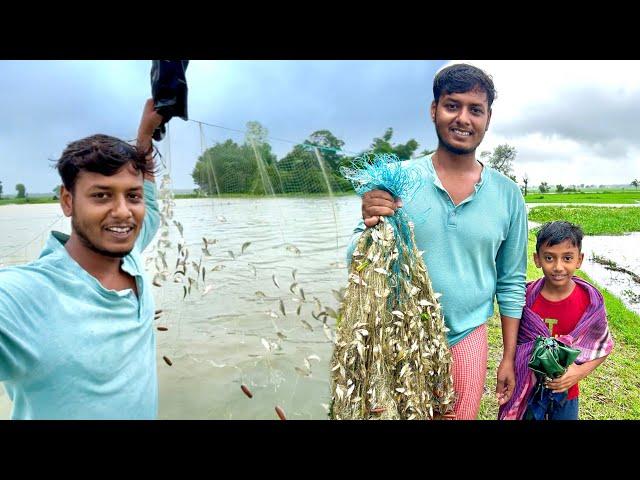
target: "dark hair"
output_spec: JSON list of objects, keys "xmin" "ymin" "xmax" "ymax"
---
[
  {"xmin": 536, "ymin": 221, "xmax": 584, "ymax": 252},
  {"xmin": 433, "ymin": 63, "xmax": 497, "ymax": 108},
  {"xmin": 55, "ymin": 134, "xmax": 155, "ymax": 191}
]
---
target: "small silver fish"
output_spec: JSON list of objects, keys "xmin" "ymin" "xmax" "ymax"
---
[
  {"xmin": 286, "ymin": 244, "xmax": 301, "ymax": 255},
  {"xmin": 173, "ymin": 220, "xmax": 183, "ymax": 237},
  {"xmin": 248, "ymin": 263, "xmax": 257, "ymax": 278},
  {"xmin": 300, "ymin": 320, "xmax": 314, "ymax": 331},
  {"xmin": 295, "ymin": 366, "xmax": 311, "ymax": 377},
  {"xmin": 210, "ymin": 264, "xmax": 225, "ymax": 272},
  {"xmin": 322, "ymin": 323, "xmax": 334, "ymax": 342},
  {"xmin": 325, "ymin": 307, "xmax": 338, "ymax": 319},
  {"xmin": 289, "ymin": 282, "xmax": 298, "ymax": 294},
  {"xmin": 241, "ymin": 242, "xmax": 251, "ymax": 255},
  {"xmin": 202, "ymin": 284, "xmax": 214, "ymax": 296},
  {"xmin": 272, "ymin": 274, "xmax": 280, "ymax": 289},
  {"xmin": 227, "ymin": 251, "xmax": 235, "ymax": 260},
  {"xmin": 279, "ymin": 299, "xmax": 286, "ymax": 317},
  {"xmin": 291, "ymin": 269, "xmax": 297, "ymax": 281},
  {"xmin": 255, "ymin": 291, "xmax": 267, "ymax": 298}
]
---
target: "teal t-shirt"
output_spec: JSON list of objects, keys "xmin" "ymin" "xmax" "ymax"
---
[
  {"xmin": 0, "ymin": 180, "xmax": 160, "ymax": 419},
  {"xmin": 347, "ymin": 154, "xmax": 527, "ymax": 347}
]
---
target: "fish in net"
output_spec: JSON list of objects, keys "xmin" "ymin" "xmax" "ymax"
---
[{"xmin": 329, "ymin": 153, "xmax": 456, "ymax": 420}]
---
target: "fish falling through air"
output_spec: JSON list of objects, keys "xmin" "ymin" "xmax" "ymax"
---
[{"xmin": 329, "ymin": 154, "xmax": 456, "ymax": 420}]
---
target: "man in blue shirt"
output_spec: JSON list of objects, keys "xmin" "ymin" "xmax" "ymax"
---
[
  {"xmin": 0, "ymin": 99, "xmax": 165, "ymax": 419},
  {"xmin": 349, "ymin": 64, "xmax": 527, "ymax": 419}
]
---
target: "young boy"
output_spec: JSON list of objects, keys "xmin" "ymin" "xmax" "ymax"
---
[{"xmin": 498, "ymin": 221, "xmax": 614, "ymax": 420}]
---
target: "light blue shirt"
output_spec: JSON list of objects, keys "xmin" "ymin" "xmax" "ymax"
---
[
  {"xmin": 0, "ymin": 180, "xmax": 160, "ymax": 419},
  {"xmin": 347, "ymin": 154, "xmax": 527, "ymax": 347}
]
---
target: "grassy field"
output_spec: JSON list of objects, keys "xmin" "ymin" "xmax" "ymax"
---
[
  {"xmin": 528, "ymin": 206, "xmax": 640, "ymax": 235},
  {"xmin": 478, "ymin": 227, "xmax": 640, "ymax": 419},
  {"xmin": 525, "ymin": 190, "xmax": 640, "ymax": 204},
  {"xmin": 0, "ymin": 197, "xmax": 58, "ymax": 206},
  {"xmin": 4, "ymin": 189, "xmax": 639, "ymax": 206}
]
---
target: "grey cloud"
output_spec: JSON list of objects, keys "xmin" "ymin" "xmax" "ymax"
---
[{"xmin": 495, "ymin": 86, "xmax": 640, "ymax": 158}]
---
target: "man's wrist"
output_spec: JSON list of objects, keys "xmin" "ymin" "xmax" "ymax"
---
[{"xmin": 501, "ymin": 351, "xmax": 516, "ymax": 362}]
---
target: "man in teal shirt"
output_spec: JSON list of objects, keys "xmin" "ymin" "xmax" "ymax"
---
[
  {"xmin": 0, "ymin": 99, "xmax": 164, "ymax": 419},
  {"xmin": 348, "ymin": 64, "xmax": 527, "ymax": 419}
]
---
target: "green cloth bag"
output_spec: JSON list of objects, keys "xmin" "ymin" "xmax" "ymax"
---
[{"xmin": 528, "ymin": 336, "xmax": 581, "ymax": 379}]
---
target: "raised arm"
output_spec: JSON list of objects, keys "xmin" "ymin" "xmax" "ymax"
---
[
  {"xmin": 136, "ymin": 98, "xmax": 164, "ymax": 184},
  {"xmin": 134, "ymin": 98, "xmax": 164, "ymax": 252}
]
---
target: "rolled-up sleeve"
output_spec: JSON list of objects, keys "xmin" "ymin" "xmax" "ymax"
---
[{"xmin": 135, "ymin": 180, "xmax": 161, "ymax": 253}]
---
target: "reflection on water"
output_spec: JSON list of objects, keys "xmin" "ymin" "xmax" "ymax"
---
[{"xmin": 581, "ymin": 233, "xmax": 640, "ymax": 315}]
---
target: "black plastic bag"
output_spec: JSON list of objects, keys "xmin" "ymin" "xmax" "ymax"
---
[{"xmin": 150, "ymin": 60, "xmax": 189, "ymax": 141}]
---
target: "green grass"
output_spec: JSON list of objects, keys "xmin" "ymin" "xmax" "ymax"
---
[
  {"xmin": 528, "ymin": 206, "xmax": 640, "ymax": 235},
  {"xmin": 0, "ymin": 197, "xmax": 57, "ymax": 206},
  {"xmin": 478, "ymin": 231, "xmax": 640, "ymax": 419},
  {"xmin": 525, "ymin": 190, "xmax": 640, "ymax": 204}
]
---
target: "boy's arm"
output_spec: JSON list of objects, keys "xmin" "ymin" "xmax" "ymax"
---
[{"xmin": 546, "ymin": 355, "xmax": 609, "ymax": 393}]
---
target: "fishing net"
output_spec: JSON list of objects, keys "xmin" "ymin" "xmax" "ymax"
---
[
  {"xmin": 138, "ymin": 121, "xmax": 358, "ymax": 419},
  {"xmin": 329, "ymin": 153, "xmax": 456, "ymax": 420}
]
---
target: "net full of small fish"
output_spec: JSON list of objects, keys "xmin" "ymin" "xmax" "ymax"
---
[{"xmin": 329, "ymin": 154, "xmax": 455, "ymax": 420}]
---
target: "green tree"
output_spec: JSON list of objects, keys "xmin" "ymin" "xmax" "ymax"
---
[
  {"xmin": 420, "ymin": 148, "xmax": 436, "ymax": 156},
  {"xmin": 556, "ymin": 184, "xmax": 565, "ymax": 193},
  {"xmin": 631, "ymin": 179, "xmax": 639, "ymax": 190},
  {"xmin": 370, "ymin": 128, "xmax": 420, "ymax": 160},
  {"xmin": 245, "ymin": 121, "xmax": 275, "ymax": 165},
  {"xmin": 480, "ymin": 144, "xmax": 517, "ymax": 179},
  {"xmin": 306, "ymin": 130, "xmax": 345, "ymax": 172},
  {"xmin": 522, "ymin": 173, "xmax": 529, "ymax": 196},
  {"xmin": 192, "ymin": 127, "xmax": 279, "ymax": 195},
  {"xmin": 277, "ymin": 133, "xmax": 353, "ymax": 194},
  {"xmin": 52, "ymin": 185, "xmax": 60, "ymax": 200},
  {"xmin": 15, "ymin": 183, "xmax": 26, "ymax": 198},
  {"xmin": 0, "ymin": 179, "xmax": 3, "ymax": 199},
  {"xmin": 539, "ymin": 181, "xmax": 550, "ymax": 193}
]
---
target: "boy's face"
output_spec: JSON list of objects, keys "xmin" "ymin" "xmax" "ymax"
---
[
  {"xmin": 60, "ymin": 163, "xmax": 145, "ymax": 258},
  {"xmin": 430, "ymin": 87, "xmax": 492, "ymax": 155},
  {"xmin": 534, "ymin": 240, "xmax": 584, "ymax": 288}
]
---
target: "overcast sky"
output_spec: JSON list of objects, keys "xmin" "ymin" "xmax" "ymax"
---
[{"xmin": 1, "ymin": 60, "xmax": 639, "ymax": 194}]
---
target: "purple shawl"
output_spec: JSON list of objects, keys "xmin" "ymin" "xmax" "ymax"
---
[{"xmin": 498, "ymin": 276, "xmax": 614, "ymax": 420}]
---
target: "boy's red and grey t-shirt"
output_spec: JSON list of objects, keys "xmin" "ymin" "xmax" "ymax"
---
[{"xmin": 531, "ymin": 283, "xmax": 590, "ymax": 399}]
